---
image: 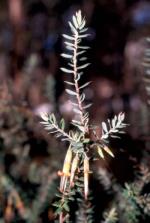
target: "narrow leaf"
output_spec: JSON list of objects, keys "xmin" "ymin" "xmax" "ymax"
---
[
  {"xmin": 72, "ymin": 119, "xmax": 81, "ymax": 124},
  {"xmin": 68, "ymin": 21, "xmax": 77, "ymax": 34},
  {"xmin": 80, "ymin": 57, "xmax": 87, "ymax": 61},
  {"xmin": 73, "ymin": 108, "xmax": 82, "ymax": 114},
  {"xmin": 64, "ymin": 41, "xmax": 74, "ymax": 47},
  {"xmin": 78, "ymin": 46, "xmax": 90, "ymax": 49},
  {"xmin": 102, "ymin": 122, "xmax": 108, "ymax": 133},
  {"xmin": 79, "ymin": 34, "xmax": 90, "ymax": 38},
  {"xmin": 72, "ymin": 15, "xmax": 78, "ymax": 28},
  {"xmin": 62, "ymin": 34, "xmax": 74, "ymax": 40},
  {"xmin": 80, "ymin": 28, "xmax": 88, "ymax": 33},
  {"xmin": 60, "ymin": 67, "xmax": 73, "ymax": 73},
  {"xmin": 66, "ymin": 45, "xmax": 74, "ymax": 51},
  {"xmin": 79, "ymin": 81, "xmax": 91, "ymax": 89},
  {"xmin": 61, "ymin": 53, "xmax": 72, "ymax": 59},
  {"xmin": 76, "ymin": 10, "xmax": 82, "ymax": 25},
  {"xmin": 60, "ymin": 119, "xmax": 65, "ymax": 130},
  {"xmin": 80, "ymin": 20, "xmax": 86, "ymax": 30},
  {"xmin": 66, "ymin": 89, "xmax": 77, "ymax": 96},
  {"xmin": 64, "ymin": 81, "xmax": 74, "ymax": 86},
  {"xmin": 83, "ymin": 103, "xmax": 92, "ymax": 109},
  {"xmin": 80, "ymin": 93, "xmax": 85, "ymax": 102},
  {"xmin": 77, "ymin": 50, "xmax": 86, "ymax": 56},
  {"xmin": 77, "ymin": 63, "xmax": 90, "ymax": 70}
]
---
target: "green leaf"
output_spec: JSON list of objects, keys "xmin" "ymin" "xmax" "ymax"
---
[
  {"xmin": 50, "ymin": 114, "xmax": 56, "ymax": 123},
  {"xmin": 63, "ymin": 203, "xmax": 70, "ymax": 212},
  {"xmin": 60, "ymin": 118, "xmax": 65, "ymax": 130}
]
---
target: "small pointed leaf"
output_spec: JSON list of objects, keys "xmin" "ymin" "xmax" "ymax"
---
[
  {"xmin": 66, "ymin": 89, "xmax": 77, "ymax": 96},
  {"xmin": 102, "ymin": 122, "xmax": 108, "ymax": 133},
  {"xmin": 60, "ymin": 67, "xmax": 73, "ymax": 73},
  {"xmin": 62, "ymin": 34, "xmax": 74, "ymax": 40},
  {"xmin": 61, "ymin": 53, "xmax": 72, "ymax": 59}
]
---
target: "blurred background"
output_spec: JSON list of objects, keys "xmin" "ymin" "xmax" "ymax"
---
[{"xmin": 0, "ymin": 0, "xmax": 150, "ymax": 222}]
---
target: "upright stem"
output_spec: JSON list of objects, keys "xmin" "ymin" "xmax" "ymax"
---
[
  {"xmin": 59, "ymin": 212, "xmax": 64, "ymax": 223},
  {"xmin": 73, "ymin": 33, "xmax": 86, "ymax": 129}
]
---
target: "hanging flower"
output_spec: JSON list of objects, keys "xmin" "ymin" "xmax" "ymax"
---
[
  {"xmin": 103, "ymin": 145, "xmax": 114, "ymax": 158},
  {"xmin": 58, "ymin": 147, "xmax": 72, "ymax": 192},
  {"xmin": 70, "ymin": 153, "xmax": 79, "ymax": 187},
  {"xmin": 84, "ymin": 156, "xmax": 89, "ymax": 200},
  {"xmin": 97, "ymin": 146, "xmax": 104, "ymax": 159}
]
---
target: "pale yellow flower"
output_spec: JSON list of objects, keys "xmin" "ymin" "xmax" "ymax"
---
[{"xmin": 84, "ymin": 156, "xmax": 89, "ymax": 200}]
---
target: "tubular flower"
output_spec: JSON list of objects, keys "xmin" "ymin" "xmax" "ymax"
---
[
  {"xmin": 5, "ymin": 196, "xmax": 14, "ymax": 222},
  {"xmin": 70, "ymin": 153, "xmax": 79, "ymax": 187},
  {"xmin": 5, "ymin": 205, "xmax": 14, "ymax": 221},
  {"xmin": 103, "ymin": 145, "xmax": 114, "ymax": 158},
  {"xmin": 15, "ymin": 197, "xmax": 25, "ymax": 216},
  {"xmin": 84, "ymin": 156, "xmax": 89, "ymax": 200},
  {"xmin": 59, "ymin": 147, "xmax": 72, "ymax": 192},
  {"xmin": 97, "ymin": 146, "xmax": 104, "ymax": 159}
]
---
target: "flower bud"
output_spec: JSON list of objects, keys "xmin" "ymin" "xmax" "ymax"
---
[
  {"xmin": 62, "ymin": 148, "xmax": 72, "ymax": 175},
  {"xmin": 103, "ymin": 146, "xmax": 114, "ymax": 157},
  {"xmin": 97, "ymin": 146, "xmax": 104, "ymax": 159}
]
